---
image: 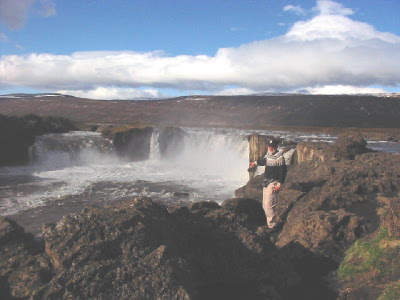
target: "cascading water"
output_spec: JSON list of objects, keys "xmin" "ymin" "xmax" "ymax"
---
[
  {"xmin": 29, "ymin": 131, "xmax": 117, "ymax": 168},
  {"xmin": 149, "ymin": 132, "xmax": 161, "ymax": 160},
  {"xmin": 0, "ymin": 129, "xmax": 251, "ymax": 233}
]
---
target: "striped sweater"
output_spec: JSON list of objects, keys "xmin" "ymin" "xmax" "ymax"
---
[{"xmin": 256, "ymin": 151, "xmax": 287, "ymax": 184}]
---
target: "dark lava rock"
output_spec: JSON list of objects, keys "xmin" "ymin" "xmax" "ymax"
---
[
  {"xmin": 2, "ymin": 197, "xmax": 299, "ymax": 299},
  {"xmin": 105, "ymin": 127, "xmax": 154, "ymax": 161},
  {"xmin": 0, "ymin": 217, "xmax": 54, "ymax": 299}
]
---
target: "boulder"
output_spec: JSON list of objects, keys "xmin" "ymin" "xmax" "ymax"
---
[{"xmin": 102, "ymin": 126, "xmax": 154, "ymax": 161}]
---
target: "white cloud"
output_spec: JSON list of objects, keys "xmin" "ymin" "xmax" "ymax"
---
[
  {"xmin": 0, "ymin": 0, "xmax": 55, "ymax": 29},
  {"xmin": 283, "ymin": 5, "xmax": 307, "ymax": 16},
  {"xmin": 56, "ymin": 87, "xmax": 167, "ymax": 100},
  {"xmin": 313, "ymin": 0, "xmax": 354, "ymax": 16},
  {"xmin": 1, "ymin": 0, "xmax": 399, "ymax": 96},
  {"xmin": 303, "ymin": 85, "xmax": 388, "ymax": 94}
]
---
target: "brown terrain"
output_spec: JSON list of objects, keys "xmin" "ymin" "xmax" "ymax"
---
[{"xmin": 1, "ymin": 93, "xmax": 400, "ymax": 139}]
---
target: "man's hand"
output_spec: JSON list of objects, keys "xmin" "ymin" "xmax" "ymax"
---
[
  {"xmin": 273, "ymin": 183, "xmax": 281, "ymax": 193},
  {"xmin": 249, "ymin": 162, "xmax": 257, "ymax": 168}
]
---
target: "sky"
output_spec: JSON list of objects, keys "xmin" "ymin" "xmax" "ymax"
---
[{"xmin": 0, "ymin": 0, "xmax": 400, "ymax": 100}]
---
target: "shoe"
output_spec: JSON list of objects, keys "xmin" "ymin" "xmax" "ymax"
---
[
  {"xmin": 265, "ymin": 226, "xmax": 278, "ymax": 233},
  {"xmin": 266, "ymin": 222, "xmax": 285, "ymax": 233}
]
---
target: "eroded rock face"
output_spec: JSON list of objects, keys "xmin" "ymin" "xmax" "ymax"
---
[{"xmin": 101, "ymin": 126, "xmax": 154, "ymax": 161}]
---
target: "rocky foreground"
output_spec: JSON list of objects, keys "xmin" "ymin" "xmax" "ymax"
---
[{"xmin": 1, "ymin": 135, "xmax": 400, "ymax": 299}]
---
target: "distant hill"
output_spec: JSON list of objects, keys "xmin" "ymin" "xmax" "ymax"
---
[{"xmin": 0, "ymin": 93, "xmax": 400, "ymax": 129}]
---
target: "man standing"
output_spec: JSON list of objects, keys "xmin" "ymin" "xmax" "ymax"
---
[{"xmin": 249, "ymin": 139, "xmax": 286, "ymax": 231}]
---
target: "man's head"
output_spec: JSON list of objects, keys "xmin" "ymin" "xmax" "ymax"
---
[{"xmin": 267, "ymin": 139, "xmax": 279, "ymax": 153}]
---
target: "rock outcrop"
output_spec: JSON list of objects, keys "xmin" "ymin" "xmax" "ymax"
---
[
  {"xmin": 1, "ymin": 197, "xmax": 300, "ymax": 299},
  {"xmin": 101, "ymin": 126, "xmax": 154, "ymax": 161},
  {"xmin": 0, "ymin": 114, "xmax": 77, "ymax": 166},
  {"xmin": 0, "ymin": 217, "xmax": 54, "ymax": 299},
  {"xmin": 236, "ymin": 135, "xmax": 400, "ymax": 299},
  {"xmin": 294, "ymin": 133, "xmax": 373, "ymax": 164}
]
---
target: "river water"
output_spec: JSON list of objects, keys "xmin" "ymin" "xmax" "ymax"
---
[{"xmin": 0, "ymin": 127, "xmax": 398, "ymax": 234}]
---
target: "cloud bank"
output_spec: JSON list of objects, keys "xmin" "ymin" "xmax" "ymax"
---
[{"xmin": 1, "ymin": 0, "xmax": 399, "ymax": 99}]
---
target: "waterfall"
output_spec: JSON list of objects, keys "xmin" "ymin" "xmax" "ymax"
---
[
  {"xmin": 29, "ymin": 131, "xmax": 117, "ymax": 167},
  {"xmin": 168, "ymin": 130, "xmax": 250, "ymax": 182},
  {"xmin": 150, "ymin": 132, "xmax": 161, "ymax": 160}
]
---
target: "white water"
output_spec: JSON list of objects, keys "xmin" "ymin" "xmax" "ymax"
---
[{"xmin": 0, "ymin": 129, "xmax": 250, "ymax": 217}]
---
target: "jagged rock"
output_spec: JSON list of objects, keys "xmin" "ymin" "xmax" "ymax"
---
[
  {"xmin": 3, "ymin": 197, "xmax": 297, "ymax": 300},
  {"xmin": 236, "ymin": 140, "xmax": 400, "ymax": 298},
  {"xmin": 0, "ymin": 217, "xmax": 54, "ymax": 299},
  {"xmin": 276, "ymin": 209, "xmax": 368, "ymax": 262},
  {"xmin": 158, "ymin": 126, "xmax": 186, "ymax": 158}
]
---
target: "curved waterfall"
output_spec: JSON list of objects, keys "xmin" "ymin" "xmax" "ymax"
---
[{"xmin": 29, "ymin": 131, "xmax": 117, "ymax": 167}]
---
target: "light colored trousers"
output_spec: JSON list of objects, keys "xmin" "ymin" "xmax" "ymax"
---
[{"xmin": 262, "ymin": 182, "xmax": 279, "ymax": 228}]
